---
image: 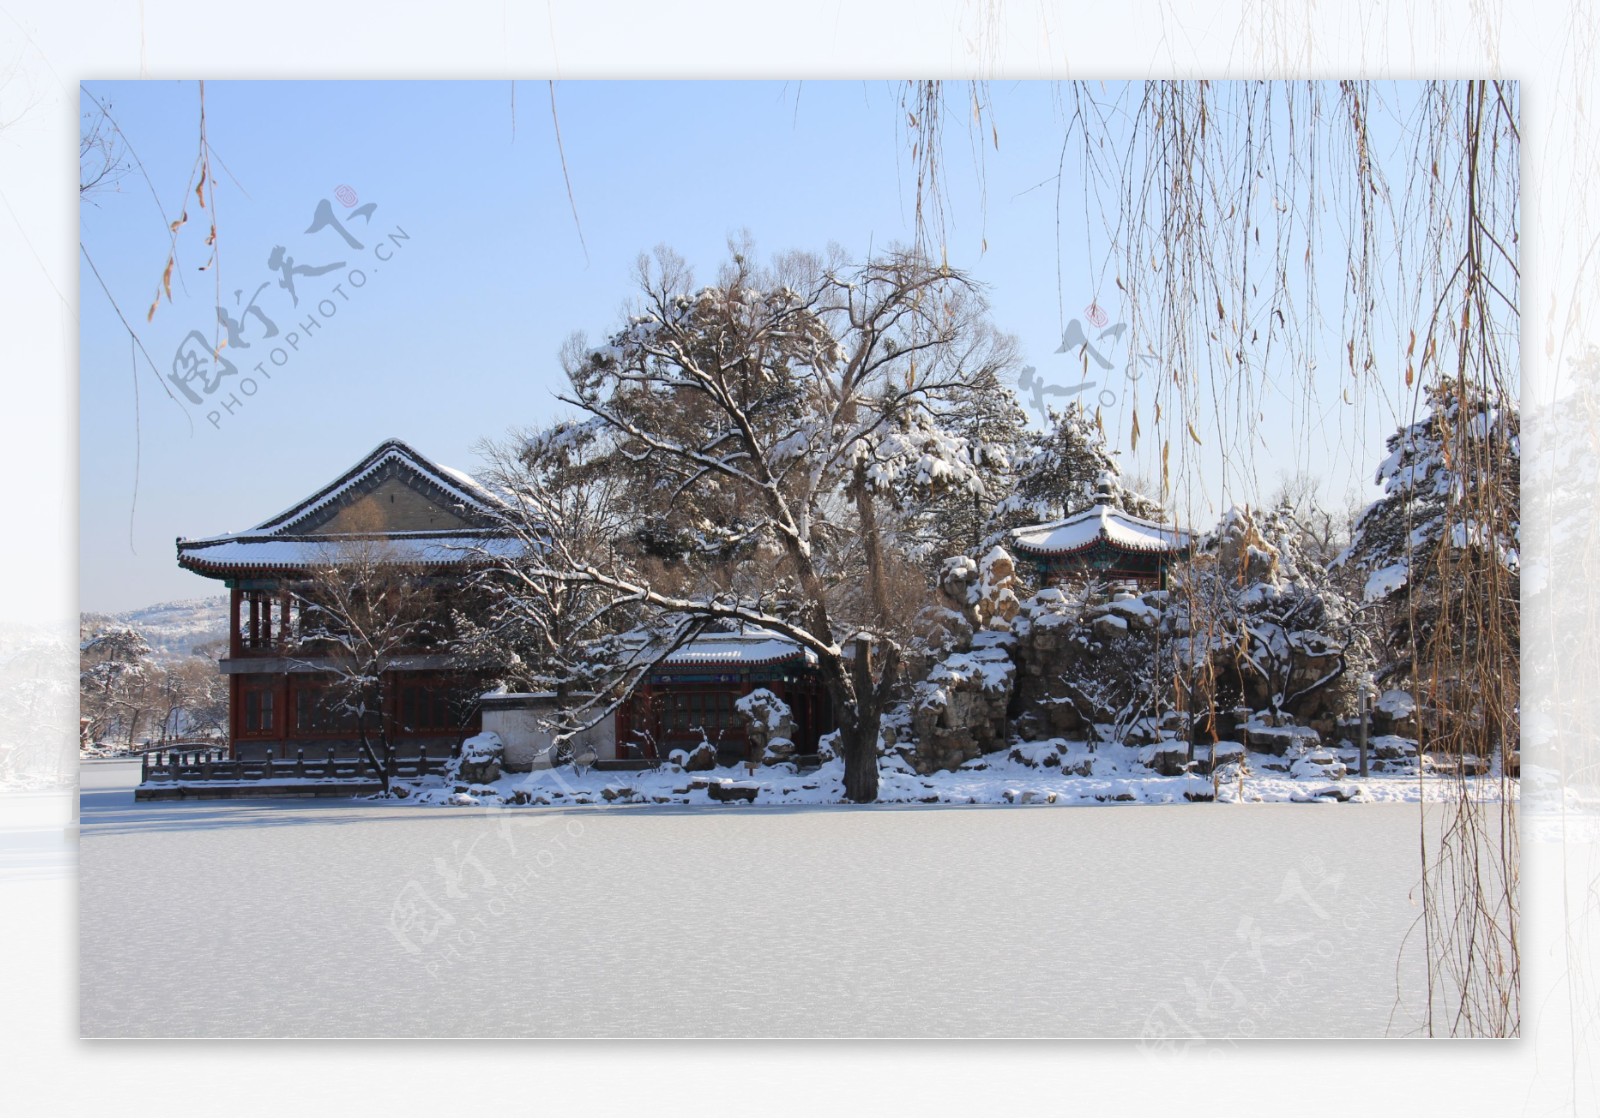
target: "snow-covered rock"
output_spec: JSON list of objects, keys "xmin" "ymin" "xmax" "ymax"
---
[
  {"xmin": 1139, "ymin": 739, "xmax": 1191, "ymax": 776},
  {"xmin": 456, "ymin": 732, "xmax": 503, "ymax": 784},
  {"xmin": 1241, "ymin": 718, "xmax": 1320, "ymax": 757},
  {"xmin": 911, "ymin": 643, "xmax": 1017, "ymax": 773},
  {"xmin": 735, "ymin": 688, "xmax": 795, "ymax": 765}
]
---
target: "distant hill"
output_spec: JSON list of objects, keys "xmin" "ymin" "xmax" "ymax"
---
[{"xmin": 80, "ymin": 596, "xmax": 230, "ymax": 660}]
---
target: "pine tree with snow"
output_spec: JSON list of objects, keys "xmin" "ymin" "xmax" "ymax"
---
[
  {"xmin": 911, "ymin": 361, "xmax": 1031, "ymax": 563},
  {"xmin": 987, "ymin": 402, "xmax": 1164, "ymax": 545},
  {"xmin": 1338, "ymin": 378, "xmax": 1519, "ymax": 680},
  {"xmin": 1337, "ymin": 377, "xmax": 1519, "ymax": 762},
  {"xmin": 79, "ymin": 627, "xmax": 154, "ymax": 749}
]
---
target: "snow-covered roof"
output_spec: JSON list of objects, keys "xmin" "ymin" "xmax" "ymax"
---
[
  {"xmin": 1010, "ymin": 503, "xmax": 1191, "ymax": 557},
  {"xmin": 658, "ymin": 627, "xmax": 817, "ymax": 669},
  {"xmin": 177, "ymin": 531, "xmax": 525, "ymax": 574},
  {"xmin": 250, "ymin": 438, "xmax": 503, "ymax": 534},
  {"xmin": 177, "ymin": 438, "xmax": 518, "ymax": 578}
]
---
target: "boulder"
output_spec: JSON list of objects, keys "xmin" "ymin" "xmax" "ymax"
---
[
  {"xmin": 1139, "ymin": 740, "xmax": 1191, "ymax": 776},
  {"xmin": 1060, "ymin": 754, "xmax": 1096, "ymax": 777},
  {"xmin": 678, "ymin": 742, "xmax": 717, "ymax": 771},
  {"xmin": 1215, "ymin": 506, "xmax": 1280, "ymax": 587},
  {"xmin": 707, "ymin": 780, "xmax": 759, "ymax": 803},
  {"xmin": 1290, "ymin": 749, "xmax": 1347, "ymax": 781},
  {"xmin": 1243, "ymin": 721, "xmax": 1320, "ymax": 756},
  {"xmin": 1205, "ymin": 741, "xmax": 1246, "ymax": 768},
  {"xmin": 456, "ymin": 731, "xmax": 503, "ymax": 784},
  {"xmin": 1370, "ymin": 734, "xmax": 1417, "ymax": 761},
  {"xmin": 1003, "ymin": 788, "xmax": 1058, "ymax": 804},
  {"xmin": 1123, "ymin": 720, "xmax": 1164, "ymax": 747},
  {"xmin": 761, "ymin": 736, "xmax": 797, "ymax": 766},
  {"xmin": 816, "ymin": 732, "xmax": 840, "ymax": 764},
  {"xmin": 935, "ymin": 555, "xmax": 983, "ymax": 630},
  {"xmin": 1372, "ymin": 689, "xmax": 1420, "ymax": 738},
  {"xmin": 735, "ymin": 689, "xmax": 795, "ymax": 761},
  {"xmin": 1009, "ymin": 741, "xmax": 1062, "ymax": 769},
  {"xmin": 911, "ymin": 645, "xmax": 1017, "ymax": 773},
  {"xmin": 1092, "ymin": 613, "xmax": 1129, "ymax": 641},
  {"xmin": 974, "ymin": 546, "xmax": 1021, "ymax": 628}
]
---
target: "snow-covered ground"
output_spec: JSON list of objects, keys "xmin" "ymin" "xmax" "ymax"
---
[
  {"xmin": 392, "ymin": 739, "xmax": 1515, "ymax": 810},
  {"xmin": 81, "ymin": 757, "xmax": 1462, "ymax": 1039}
]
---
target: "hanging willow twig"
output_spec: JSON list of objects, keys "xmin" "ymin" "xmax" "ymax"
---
[{"xmin": 905, "ymin": 79, "xmax": 1521, "ymax": 1037}]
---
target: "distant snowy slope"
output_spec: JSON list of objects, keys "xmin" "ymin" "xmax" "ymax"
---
[{"xmin": 80, "ymin": 596, "xmax": 230, "ymax": 659}]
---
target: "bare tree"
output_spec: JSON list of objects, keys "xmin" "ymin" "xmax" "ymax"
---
[
  {"xmin": 79, "ymin": 627, "xmax": 153, "ymax": 749},
  {"xmin": 905, "ymin": 79, "xmax": 1520, "ymax": 1034},
  {"xmin": 287, "ymin": 501, "xmax": 452, "ymax": 795},
  {"xmin": 517, "ymin": 244, "xmax": 1015, "ymax": 801},
  {"xmin": 148, "ymin": 657, "xmax": 229, "ymax": 743},
  {"xmin": 79, "ymin": 101, "xmax": 129, "ymax": 199},
  {"xmin": 466, "ymin": 418, "xmax": 641, "ymax": 722}
]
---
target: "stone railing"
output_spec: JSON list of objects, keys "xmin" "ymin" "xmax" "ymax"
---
[{"xmin": 140, "ymin": 746, "xmax": 450, "ymax": 785}]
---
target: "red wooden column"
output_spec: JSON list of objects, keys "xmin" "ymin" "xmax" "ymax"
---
[
  {"xmin": 228, "ymin": 587, "xmax": 243, "ymax": 658},
  {"xmin": 228, "ymin": 674, "xmax": 242, "ymax": 760},
  {"xmin": 276, "ymin": 670, "xmax": 290, "ymax": 752}
]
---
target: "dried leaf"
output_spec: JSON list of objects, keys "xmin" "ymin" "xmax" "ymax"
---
[
  {"xmin": 161, "ymin": 256, "xmax": 174, "ymax": 301},
  {"xmin": 195, "ymin": 172, "xmax": 206, "ymax": 209},
  {"xmin": 1130, "ymin": 408, "xmax": 1140, "ymax": 452},
  {"xmin": 1161, "ymin": 440, "xmax": 1170, "ymax": 495},
  {"xmin": 1186, "ymin": 420, "xmax": 1203, "ymax": 446}
]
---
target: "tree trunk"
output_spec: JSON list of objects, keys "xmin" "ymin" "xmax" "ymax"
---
[
  {"xmin": 815, "ymin": 646, "xmax": 878, "ymax": 803},
  {"xmin": 355, "ymin": 709, "xmax": 390, "ymax": 795},
  {"xmin": 842, "ymin": 640, "xmax": 882, "ymax": 803},
  {"xmin": 124, "ymin": 706, "xmax": 145, "ymax": 750},
  {"xmin": 853, "ymin": 479, "xmax": 891, "ymax": 633}
]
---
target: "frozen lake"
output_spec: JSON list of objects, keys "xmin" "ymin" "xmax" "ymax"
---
[{"xmin": 80, "ymin": 759, "xmax": 1437, "ymax": 1038}]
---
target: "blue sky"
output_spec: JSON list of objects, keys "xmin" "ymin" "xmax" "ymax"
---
[{"xmin": 80, "ymin": 80, "xmax": 1426, "ymax": 612}]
